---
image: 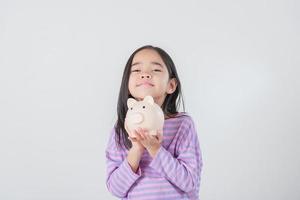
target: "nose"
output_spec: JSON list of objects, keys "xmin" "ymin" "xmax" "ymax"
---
[
  {"xmin": 140, "ymin": 73, "xmax": 151, "ymax": 79},
  {"xmin": 128, "ymin": 113, "xmax": 144, "ymax": 124}
]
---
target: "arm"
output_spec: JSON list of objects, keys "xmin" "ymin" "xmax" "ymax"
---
[
  {"xmin": 105, "ymin": 128, "xmax": 142, "ymax": 198},
  {"xmin": 126, "ymin": 125, "xmax": 145, "ymax": 173},
  {"xmin": 127, "ymin": 146, "xmax": 143, "ymax": 172},
  {"xmin": 149, "ymin": 118, "xmax": 203, "ymax": 193}
]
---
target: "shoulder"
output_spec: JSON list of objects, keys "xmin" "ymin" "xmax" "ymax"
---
[
  {"xmin": 106, "ymin": 126, "xmax": 128, "ymax": 153},
  {"xmin": 165, "ymin": 112, "xmax": 195, "ymax": 126},
  {"xmin": 106, "ymin": 127, "xmax": 117, "ymax": 147},
  {"xmin": 165, "ymin": 112, "xmax": 199, "ymax": 145},
  {"xmin": 164, "ymin": 112, "xmax": 197, "ymax": 134}
]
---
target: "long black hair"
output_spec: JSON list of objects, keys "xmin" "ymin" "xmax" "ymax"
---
[{"xmin": 115, "ymin": 45, "xmax": 185, "ymax": 149}]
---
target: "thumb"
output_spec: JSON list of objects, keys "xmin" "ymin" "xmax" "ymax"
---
[
  {"xmin": 157, "ymin": 130, "xmax": 163, "ymax": 143},
  {"xmin": 128, "ymin": 136, "xmax": 138, "ymax": 143}
]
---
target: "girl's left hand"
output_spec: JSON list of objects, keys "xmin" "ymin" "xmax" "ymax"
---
[{"xmin": 133, "ymin": 128, "xmax": 163, "ymax": 157}]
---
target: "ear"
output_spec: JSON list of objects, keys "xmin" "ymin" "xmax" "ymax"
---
[
  {"xmin": 144, "ymin": 95, "xmax": 154, "ymax": 105},
  {"xmin": 166, "ymin": 78, "xmax": 178, "ymax": 94},
  {"xmin": 127, "ymin": 98, "xmax": 137, "ymax": 108}
]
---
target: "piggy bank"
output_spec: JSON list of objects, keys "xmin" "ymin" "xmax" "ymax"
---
[{"xmin": 125, "ymin": 95, "xmax": 164, "ymax": 138}]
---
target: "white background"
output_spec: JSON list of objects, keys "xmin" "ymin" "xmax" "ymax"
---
[{"xmin": 0, "ymin": 0, "xmax": 299, "ymax": 199}]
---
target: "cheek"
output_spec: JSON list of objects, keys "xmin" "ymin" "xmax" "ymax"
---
[
  {"xmin": 154, "ymin": 81, "xmax": 168, "ymax": 92},
  {"xmin": 128, "ymin": 76, "xmax": 136, "ymax": 90},
  {"xmin": 158, "ymin": 76, "xmax": 169, "ymax": 87}
]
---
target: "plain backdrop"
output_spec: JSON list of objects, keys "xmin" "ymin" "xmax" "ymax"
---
[{"xmin": 0, "ymin": 0, "xmax": 299, "ymax": 199}]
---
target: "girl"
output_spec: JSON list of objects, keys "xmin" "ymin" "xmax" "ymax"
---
[{"xmin": 105, "ymin": 45, "xmax": 203, "ymax": 200}]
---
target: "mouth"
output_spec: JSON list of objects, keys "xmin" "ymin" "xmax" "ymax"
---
[{"xmin": 137, "ymin": 82, "xmax": 154, "ymax": 87}]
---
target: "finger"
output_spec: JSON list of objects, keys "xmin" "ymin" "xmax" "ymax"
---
[
  {"xmin": 128, "ymin": 136, "xmax": 138, "ymax": 143},
  {"xmin": 148, "ymin": 132, "xmax": 161, "ymax": 143},
  {"xmin": 138, "ymin": 128, "xmax": 148, "ymax": 140},
  {"xmin": 143, "ymin": 129, "xmax": 150, "ymax": 138},
  {"xmin": 143, "ymin": 129, "xmax": 151, "ymax": 138},
  {"xmin": 158, "ymin": 136, "xmax": 162, "ymax": 143},
  {"xmin": 157, "ymin": 130, "xmax": 163, "ymax": 143},
  {"xmin": 137, "ymin": 128, "xmax": 146, "ymax": 139},
  {"xmin": 134, "ymin": 130, "xmax": 142, "ymax": 141},
  {"xmin": 157, "ymin": 129, "xmax": 162, "ymax": 136},
  {"xmin": 139, "ymin": 132, "xmax": 145, "ymax": 140},
  {"xmin": 147, "ymin": 134, "xmax": 155, "ymax": 141},
  {"xmin": 148, "ymin": 132, "xmax": 159, "ymax": 140},
  {"xmin": 136, "ymin": 127, "xmax": 143, "ymax": 133},
  {"xmin": 146, "ymin": 133, "xmax": 155, "ymax": 141}
]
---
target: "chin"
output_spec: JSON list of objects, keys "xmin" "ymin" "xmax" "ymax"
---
[{"xmin": 135, "ymin": 93, "xmax": 155, "ymax": 100}]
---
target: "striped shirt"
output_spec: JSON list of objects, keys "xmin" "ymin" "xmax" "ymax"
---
[{"xmin": 105, "ymin": 112, "xmax": 203, "ymax": 200}]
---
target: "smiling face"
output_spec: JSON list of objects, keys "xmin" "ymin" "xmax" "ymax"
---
[{"xmin": 128, "ymin": 48, "xmax": 177, "ymax": 107}]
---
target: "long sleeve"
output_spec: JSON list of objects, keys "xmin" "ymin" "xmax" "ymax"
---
[
  {"xmin": 149, "ymin": 117, "xmax": 203, "ymax": 194},
  {"xmin": 105, "ymin": 128, "xmax": 141, "ymax": 198}
]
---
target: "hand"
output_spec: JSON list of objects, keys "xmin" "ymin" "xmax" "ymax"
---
[
  {"xmin": 128, "ymin": 133, "xmax": 145, "ymax": 152},
  {"xmin": 125, "ymin": 124, "xmax": 145, "ymax": 153},
  {"xmin": 134, "ymin": 128, "xmax": 163, "ymax": 158}
]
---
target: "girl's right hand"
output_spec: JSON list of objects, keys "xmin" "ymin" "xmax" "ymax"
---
[
  {"xmin": 125, "ymin": 125, "xmax": 145, "ymax": 152},
  {"xmin": 128, "ymin": 133, "xmax": 145, "ymax": 152}
]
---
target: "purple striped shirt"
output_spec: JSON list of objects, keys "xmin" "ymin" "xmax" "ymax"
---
[{"xmin": 105, "ymin": 112, "xmax": 203, "ymax": 200}]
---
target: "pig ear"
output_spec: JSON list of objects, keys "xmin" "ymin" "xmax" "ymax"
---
[
  {"xmin": 144, "ymin": 95, "xmax": 154, "ymax": 105},
  {"xmin": 127, "ymin": 98, "xmax": 137, "ymax": 108}
]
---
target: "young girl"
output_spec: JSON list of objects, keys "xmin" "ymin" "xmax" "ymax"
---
[{"xmin": 105, "ymin": 45, "xmax": 203, "ymax": 200}]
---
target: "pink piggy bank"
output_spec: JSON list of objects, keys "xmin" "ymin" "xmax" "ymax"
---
[{"xmin": 125, "ymin": 95, "xmax": 164, "ymax": 138}]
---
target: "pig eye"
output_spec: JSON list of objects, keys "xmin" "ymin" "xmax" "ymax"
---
[
  {"xmin": 130, "ymin": 107, "xmax": 133, "ymax": 110},
  {"xmin": 142, "ymin": 106, "xmax": 145, "ymax": 109}
]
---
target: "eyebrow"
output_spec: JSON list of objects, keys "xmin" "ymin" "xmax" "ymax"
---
[{"xmin": 131, "ymin": 61, "xmax": 164, "ymax": 68}]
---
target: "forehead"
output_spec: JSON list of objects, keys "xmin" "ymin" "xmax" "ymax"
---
[{"xmin": 132, "ymin": 49, "xmax": 165, "ymax": 64}]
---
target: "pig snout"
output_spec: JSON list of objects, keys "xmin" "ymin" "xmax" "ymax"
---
[{"xmin": 127, "ymin": 113, "xmax": 144, "ymax": 124}]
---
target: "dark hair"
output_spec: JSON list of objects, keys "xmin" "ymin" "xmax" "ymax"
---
[{"xmin": 115, "ymin": 45, "xmax": 185, "ymax": 149}]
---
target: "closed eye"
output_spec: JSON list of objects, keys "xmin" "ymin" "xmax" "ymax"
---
[
  {"xmin": 131, "ymin": 69, "xmax": 140, "ymax": 73},
  {"xmin": 153, "ymin": 69, "xmax": 162, "ymax": 72}
]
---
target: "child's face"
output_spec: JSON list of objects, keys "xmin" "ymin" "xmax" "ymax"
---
[{"xmin": 128, "ymin": 49, "xmax": 177, "ymax": 107}]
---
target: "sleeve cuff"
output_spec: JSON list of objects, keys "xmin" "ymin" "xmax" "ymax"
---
[{"xmin": 122, "ymin": 159, "xmax": 142, "ymax": 181}]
